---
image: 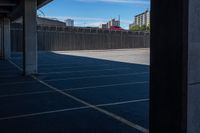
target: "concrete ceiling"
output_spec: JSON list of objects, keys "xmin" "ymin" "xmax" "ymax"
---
[{"xmin": 0, "ymin": 0, "xmax": 52, "ymax": 20}]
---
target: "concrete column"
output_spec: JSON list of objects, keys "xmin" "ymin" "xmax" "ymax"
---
[
  {"xmin": 151, "ymin": 0, "xmax": 200, "ymax": 132},
  {"xmin": 150, "ymin": 0, "xmax": 188, "ymax": 133},
  {"xmin": 23, "ymin": 0, "xmax": 37, "ymax": 75},
  {"xmin": 0, "ymin": 20, "xmax": 3, "ymax": 59},
  {"xmin": 3, "ymin": 18, "xmax": 11, "ymax": 59},
  {"xmin": 187, "ymin": 0, "xmax": 200, "ymax": 132}
]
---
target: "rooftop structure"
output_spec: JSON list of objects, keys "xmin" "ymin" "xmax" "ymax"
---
[{"xmin": 14, "ymin": 17, "xmax": 66, "ymax": 27}]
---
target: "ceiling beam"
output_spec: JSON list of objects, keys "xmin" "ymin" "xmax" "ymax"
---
[
  {"xmin": 37, "ymin": 0, "xmax": 53, "ymax": 9},
  {"xmin": 0, "ymin": 1, "xmax": 17, "ymax": 7},
  {"xmin": 7, "ymin": 0, "xmax": 53, "ymax": 20},
  {"xmin": 0, "ymin": 11, "xmax": 10, "ymax": 14},
  {"xmin": 8, "ymin": 1, "xmax": 23, "ymax": 21}
]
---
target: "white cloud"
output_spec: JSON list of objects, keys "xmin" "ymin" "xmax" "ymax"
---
[{"xmin": 77, "ymin": 0, "xmax": 150, "ymax": 5}]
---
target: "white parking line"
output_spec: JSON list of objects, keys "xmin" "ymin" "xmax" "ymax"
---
[
  {"xmin": 39, "ymin": 63, "xmax": 110, "ymax": 69},
  {"xmin": 8, "ymin": 60, "xmax": 23, "ymax": 71},
  {"xmin": 0, "ymin": 98, "xmax": 149, "ymax": 131},
  {"xmin": 0, "ymin": 80, "xmax": 37, "ymax": 86},
  {"xmin": 0, "ymin": 81, "xmax": 149, "ymax": 98},
  {"xmin": 0, "ymin": 71, "xmax": 148, "ymax": 86},
  {"xmin": 38, "ymin": 62, "xmax": 97, "ymax": 67},
  {"xmin": 65, "ymin": 81, "xmax": 149, "ymax": 91},
  {"xmin": 0, "ymin": 90, "xmax": 52, "ymax": 98},
  {"xmin": 97, "ymin": 99, "xmax": 149, "ymax": 107},
  {"xmin": 44, "ymin": 72, "xmax": 149, "ymax": 82},
  {"xmin": 40, "ymin": 67, "xmax": 131, "ymax": 75},
  {"xmin": 33, "ymin": 74, "xmax": 149, "ymax": 133},
  {"xmin": 0, "ymin": 106, "xmax": 88, "ymax": 121},
  {"xmin": 0, "ymin": 75, "xmax": 21, "ymax": 78},
  {"xmin": 0, "ymin": 69, "xmax": 18, "ymax": 73}
]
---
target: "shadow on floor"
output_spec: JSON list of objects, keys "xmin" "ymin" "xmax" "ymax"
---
[{"xmin": 0, "ymin": 51, "xmax": 149, "ymax": 133}]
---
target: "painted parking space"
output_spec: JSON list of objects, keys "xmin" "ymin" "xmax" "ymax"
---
[{"xmin": 0, "ymin": 49, "xmax": 149, "ymax": 133}]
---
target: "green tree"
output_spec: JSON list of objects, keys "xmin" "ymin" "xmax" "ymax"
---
[
  {"xmin": 130, "ymin": 25, "xmax": 140, "ymax": 31},
  {"xmin": 130, "ymin": 25, "xmax": 150, "ymax": 32},
  {"xmin": 140, "ymin": 25, "xmax": 147, "ymax": 31}
]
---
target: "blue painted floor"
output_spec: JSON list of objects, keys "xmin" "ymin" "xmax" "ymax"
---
[{"xmin": 0, "ymin": 52, "xmax": 149, "ymax": 133}]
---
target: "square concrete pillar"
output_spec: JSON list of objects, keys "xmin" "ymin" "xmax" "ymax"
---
[
  {"xmin": 23, "ymin": 0, "xmax": 38, "ymax": 75},
  {"xmin": 150, "ymin": 0, "xmax": 200, "ymax": 132},
  {"xmin": 150, "ymin": 0, "xmax": 188, "ymax": 133},
  {"xmin": 187, "ymin": 0, "xmax": 200, "ymax": 132},
  {"xmin": 3, "ymin": 18, "xmax": 11, "ymax": 59}
]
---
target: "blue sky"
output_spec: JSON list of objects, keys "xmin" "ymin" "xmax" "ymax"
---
[{"xmin": 40, "ymin": 0, "xmax": 150, "ymax": 29}]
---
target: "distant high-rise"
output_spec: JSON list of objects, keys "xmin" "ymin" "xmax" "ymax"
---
[
  {"xmin": 134, "ymin": 10, "xmax": 150, "ymax": 27},
  {"xmin": 65, "ymin": 19, "xmax": 74, "ymax": 27},
  {"xmin": 99, "ymin": 24, "xmax": 107, "ymax": 29},
  {"xmin": 99, "ymin": 18, "xmax": 120, "ymax": 29},
  {"xmin": 107, "ymin": 19, "xmax": 120, "ymax": 28}
]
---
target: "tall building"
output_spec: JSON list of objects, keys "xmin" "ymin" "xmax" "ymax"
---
[
  {"xmin": 65, "ymin": 19, "xmax": 74, "ymax": 27},
  {"xmin": 134, "ymin": 10, "xmax": 150, "ymax": 27},
  {"xmin": 99, "ymin": 18, "xmax": 120, "ymax": 29},
  {"xmin": 107, "ymin": 19, "xmax": 120, "ymax": 28},
  {"xmin": 99, "ymin": 24, "xmax": 107, "ymax": 29}
]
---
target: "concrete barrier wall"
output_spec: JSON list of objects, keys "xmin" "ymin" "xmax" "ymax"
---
[{"xmin": 11, "ymin": 24, "xmax": 150, "ymax": 52}]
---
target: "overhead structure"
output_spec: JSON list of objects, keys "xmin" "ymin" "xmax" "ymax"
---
[{"xmin": 0, "ymin": 0, "xmax": 52, "ymax": 75}]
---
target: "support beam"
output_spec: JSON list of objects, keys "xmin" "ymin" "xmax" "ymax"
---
[
  {"xmin": 37, "ymin": 0, "xmax": 52, "ymax": 8},
  {"xmin": 8, "ymin": 1, "xmax": 23, "ymax": 21},
  {"xmin": 3, "ymin": 18, "xmax": 11, "ymax": 59},
  {"xmin": 8, "ymin": 0, "xmax": 52, "ymax": 21},
  {"xmin": 23, "ymin": 0, "xmax": 37, "ymax": 75},
  {"xmin": 0, "ymin": 8, "xmax": 11, "ymax": 14},
  {"xmin": 0, "ymin": 1, "xmax": 16, "ymax": 6}
]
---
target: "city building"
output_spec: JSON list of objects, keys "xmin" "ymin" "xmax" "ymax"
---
[
  {"xmin": 99, "ymin": 24, "xmax": 107, "ymax": 29},
  {"xmin": 99, "ymin": 18, "xmax": 120, "ymax": 29},
  {"xmin": 107, "ymin": 19, "xmax": 120, "ymax": 28},
  {"xmin": 65, "ymin": 19, "xmax": 74, "ymax": 27},
  {"xmin": 134, "ymin": 10, "xmax": 150, "ymax": 27},
  {"xmin": 129, "ymin": 9, "xmax": 150, "ymax": 29}
]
